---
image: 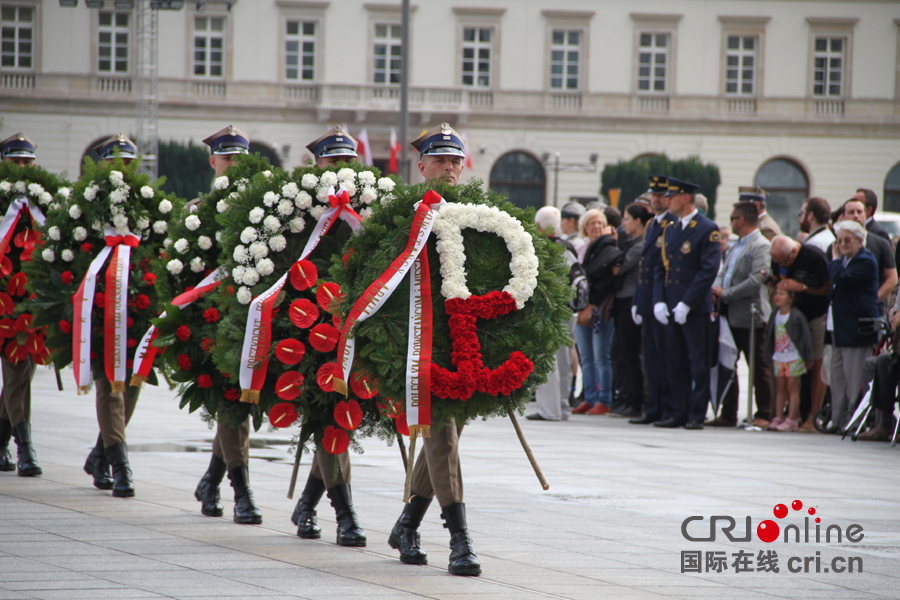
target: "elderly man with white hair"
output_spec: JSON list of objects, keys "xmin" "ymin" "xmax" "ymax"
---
[
  {"xmin": 826, "ymin": 220, "xmax": 880, "ymax": 430},
  {"xmin": 527, "ymin": 206, "xmax": 578, "ymax": 421}
]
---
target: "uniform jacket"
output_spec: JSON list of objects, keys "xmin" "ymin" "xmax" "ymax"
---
[
  {"xmin": 713, "ymin": 229, "xmax": 772, "ymax": 328},
  {"xmin": 827, "ymin": 248, "xmax": 879, "ymax": 347},
  {"xmin": 653, "ymin": 212, "xmax": 722, "ymax": 314},
  {"xmin": 758, "ymin": 212, "xmax": 783, "ymax": 241},
  {"xmin": 765, "ymin": 306, "xmax": 814, "ymax": 365},
  {"xmin": 632, "ymin": 213, "xmax": 675, "ymax": 318}
]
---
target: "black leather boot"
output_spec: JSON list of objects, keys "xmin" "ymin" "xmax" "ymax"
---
[
  {"xmin": 105, "ymin": 442, "xmax": 134, "ymax": 497},
  {"xmin": 291, "ymin": 473, "xmax": 326, "ymax": 539},
  {"xmin": 194, "ymin": 454, "xmax": 226, "ymax": 517},
  {"xmin": 0, "ymin": 419, "xmax": 14, "ymax": 472},
  {"xmin": 12, "ymin": 422, "xmax": 42, "ymax": 477},
  {"xmin": 388, "ymin": 494, "xmax": 432, "ymax": 565},
  {"xmin": 228, "ymin": 465, "xmax": 262, "ymax": 524},
  {"xmin": 441, "ymin": 503, "xmax": 481, "ymax": 576},
  {"xmin": 326, "ymin": 483, "xmax": 366, "ymax": 547},
  {"xmin": 84, "ymin": 434, "xmax": 113, "ymax": 490}
]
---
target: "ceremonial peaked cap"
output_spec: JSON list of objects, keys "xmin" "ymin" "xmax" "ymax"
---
[
  {"xmin": 738, "ymin": 186, "xmax": 768, "ymax": 202},
  {"xmin": 94, "ymin": 134, "xmax": 138, "ymax": 160},
  {"xmin": 203, "ymin": 125, "xmax": 250, "ymax": 155},
  {"xmin": 305, "ymin": 125, "xmax": 357, "ymax": 159},
  {"xmin": 664, "ymin": 177, "xmax": 700, "ymax": 197},
  {"xmin": 0, "ymin": 133, "xmax": 36, "ymax": 159},
  {"xmin": 410, "ymin": 123, "xmax": 466, "ymax": 158},
  {"xmin": 647, "ymin": 174, "xmax": 668, "ymax": 194}
]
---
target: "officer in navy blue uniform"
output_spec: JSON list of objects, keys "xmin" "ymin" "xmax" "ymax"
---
[
  {"xmin": 629, "ymin": 175, "xmax": 675, "ymax": 425},
  {"xmin": 652, "ymin": 178, "xmax": 721, "ymax": 429}
]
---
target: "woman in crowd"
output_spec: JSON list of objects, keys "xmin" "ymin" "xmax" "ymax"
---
[
  {"xmin": 828, "ymin": 220, "xmax": 880, "ymax": 430},
  {"xmin": 573, "ymin": 209, "xmax": 622, "ymax": 415}
]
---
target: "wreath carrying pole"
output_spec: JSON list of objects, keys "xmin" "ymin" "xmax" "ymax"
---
[
  {"xmin": 403, "ymin": 431, "xmax": 417, "ymax": 502},
  {"xmin": 287, "ymin": 424, "xmax": 307, "ymax": 500},
  {"xmin": 394, "ymin": 421, "xmax": 408, "ymax": 472},
  {"xmin": 507, "ymin": 408, "xmax": 549, "ymax": 490}
]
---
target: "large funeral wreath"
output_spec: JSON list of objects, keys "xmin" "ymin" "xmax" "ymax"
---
[{"xmin": 331, "ymin": 180, "xmax": 572, "ymax": 429}]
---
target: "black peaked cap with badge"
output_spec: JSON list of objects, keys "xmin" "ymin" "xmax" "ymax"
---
[
  {"xmin": 664, "ymin": 178, "xmax": 700, "ymax": 197},
  {"xmin": 647, "ymin": 174, "xmax": 668, "ymax": 194}
]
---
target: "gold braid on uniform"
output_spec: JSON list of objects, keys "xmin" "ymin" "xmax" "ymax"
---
[{"xmin": 659, "ymin": 220, "xmax": 672, "ymax": 274}]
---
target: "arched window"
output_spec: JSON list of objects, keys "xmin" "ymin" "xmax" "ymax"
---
[
  {"xmin": 80, "ymin": 135, "xmax": 113, "ymax": 175},
  {"xmin": 249, "ymin": 141, "xmax": 282, "ymax": 169},
  {"xmin": 489, "ymin": 151, "xmax": 545, "ymax": 210},
  {"xmin": 884, "ymin": 163, "xmax": 900, "ymax": 213},
  {"xmin": 754, "ymin": 158, "xmax": 809, "ymax": 237}
]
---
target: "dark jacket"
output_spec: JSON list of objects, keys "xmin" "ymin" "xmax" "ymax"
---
[
  {"xmin": 765, "ymin": 307, "xmax": 814, "ymax": 366},
  {"xmin": 827, "ymin": 248, "xmax": 880, "ymax": 347},
  {"xmin": 582, "ymin": 235, "xmax": 623, "ymax": 305},
  {"xmin": 652, "ymin": 213, "xmax": 721, "ymax": 314},
  {"xmin": 615, "ymin": 233, "xmax": 643, "ymax": 299}
]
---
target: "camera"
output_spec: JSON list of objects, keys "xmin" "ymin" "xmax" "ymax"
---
[{"xmin": 761, "ymin": 271, "xmax": 774, "ymax": 285}]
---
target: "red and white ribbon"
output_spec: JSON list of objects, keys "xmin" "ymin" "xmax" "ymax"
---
[
  {"xmin": 130, "ymin": 267, "xmax": 225, "ymax": 388},
  {"xmin": 0, "ymin": 195, "xmax": 45, "ymax": 256},
  {"xmin": 334, "ymin": 190, "xmax": 446, "ymax": 437},
  {"xmin": 238, "ymin": 188, "xmax": 361, "ymax": 403}
]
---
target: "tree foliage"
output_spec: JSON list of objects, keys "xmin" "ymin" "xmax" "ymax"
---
[{"xmin": 158, "ymin": 140, "xmax": 213, "ymax": 200}]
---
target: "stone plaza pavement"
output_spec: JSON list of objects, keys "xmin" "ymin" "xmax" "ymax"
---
[{"xmin": 1, "ymin": 366, "xmax": 899, "ymax": 600}]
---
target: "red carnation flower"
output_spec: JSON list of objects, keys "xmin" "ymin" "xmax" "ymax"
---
[
  {"xmin": 203, "ymin": 307, "xmax": 220, "ymax": 323},
  {"xmin": 201, "ymin": 337, "xmax": 215, "ymax": 353},
  {"xmin": 224, "ymin": 388, "xmax": 240, "ymax": 402},
  {"xmin": 221, "ymin": 372, "xmax": 232, "ymax": 379},
  {"xmin": 126, "ymin": 338, "xmax": 137, "ymax": 348},
  {"xmin": 176, "ymin": 325, "xmax": 191, "ymax": 342},
  {"xmin": 142, "ymin": 273, "xmax": 157, "ymax": 285},
  {"xmin": 126, "ymin": 359, "xmax": 133, "ymax": 370},
  {"xmin": 93, "ymin": 292, "xmax": 105, "ymax": 309},
  {"xmin": 135, "ymin": 294, "xmax": 150, "ymax": 310},
  {"xmin": 177, "ymin": 353, "xmax": 191, "ymax": 371},
  {"xmin": 126, "ymin": 317, "xmax": 134, "ymax": 327},
  {"xmin": 198, "ymin": 374, "xmax": 213, "ymax": 388},
  {"xmin": 81, "ymin": 242, "xmax": 93, "ymax": 253},
  {"xmin": 61, "ymin": 270, "xmax": 73, "ymax": 285},
  {"xmin": 90, "ymin": 351, "xmax": 97, "ymax": 360}
]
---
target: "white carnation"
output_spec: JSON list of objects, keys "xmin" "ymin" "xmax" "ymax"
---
[
  {"xmin": 248, "ymin": 207, "xmax": 265, "ymax": 224},
  {"xmin": 268, "ymin": 235, "xmax": 286, "ymax": 252},
  {"xmin": 277, "ymin": 199, "xmax": 294, "ymax": 217},
  {"xmin": 48, "ymin": 226, "xmax": 61, "ymax": 241},
  {"xmin": 237, "ymin": 286, "xmax": 252, "ymax": 305},
  {"xmin": 158, "ymin": 199, "xmax": 173, "ymax": 214},
  {"xmin": 232, "ymin": 265, "xmax": 246, "ymax": 283},
  {"xmin": 136, "ymin": 217, "xmax": 149, "ymax": 231},
  {"xmin": 92, "ymin": 220, "xmax": 103, "ymax": 231},
  {"xmin": 214, "ymin": 175, "xmax": 229, "ymax": 190},
  {"xmin": 378, "ymin": 177, "xmax": 396, "ymax": 192},
  {"xmin": 228, "ymin": 191, "xmax": 239, "ymax": 200},
  {"xmin": 68, "ymin": 205, "xmax": 82, "ymax": 220},
  {"xmin": 359, "ymin": 207, "xmax": 373, "ymax": 220},
  {"xmin": 0, "ymin": 181, "xmax": 11, "ymax": 193},
  {"xmin": 236, "ymin": 178, "xmax": 248, "ymax": 192},
  {"xmin": 360, "ymin": 186, "xmax": 378, "ymax": 205},
  {"xmin": 190, "ymin": 257, "xmax": 205, "ymax": 273},
  {"xmin": 14, "ymin": 181, "xmax": 25, "ymax": 193},
  {"xmin": 289, "ymin": 216, "xmax": 306, "ymax": 233},
  {"xmin": 28, "ymin": 183, "xmax": 44, "ymax": 197},
  {"xmin": 112, "ymin": 214, "xmax": 128, "ymax": 231},
  {"xmin": 217, "ymin": 200, "xmax": 228, "ymax": 213},
  {"xmin": 320, "ymin": 171, "xmax": 337, "ymax": 188},
  {"xmin": 242, "ymin": 268, "xmax": 260, "ymax": 286},
  {"xmin": 109, "ymin": 189, "xmax": 126, "ymax": 205},
  {"xmin": 337, "ymin": 167, "xmax": 356, "ymax": 182},
  {"xmin": 215, "ymin": 231, "xmax": 222, "ymax": 242},
  {"xmin": 110, "ymin": 205, "xmax": 124, "ymax": 217},
  {"xmin": 163, "ymin": 238, "xmax": 172, "ymax": 248},
  {"xmin": 301, "ymin": 173, "xmax": 318, "ymax": 189},
  {"xmin": 294, "ymin": 191, "xmax": 312, "ymax": 210},
  {"xmin": 263, "ymin": 170, "xmax": 273, "ymax": 179},
  {"xmin": 316, "ymin": 187, "xmax": 330, "ymax": 203},
  {"xmin": 41, "ymin": 248, "xmax": 55, "ymax": 262},
  {"xmin": 263, "ymin": 215, "xmax": 281, "ymax": 233},
  {"xmin": 281, "ymin": 182, "xmax": 299, "ymax": 199},
  {"xmin": 263, "ymin": 191, "xmax": 279, "ymax": 207},
  {"xmin": 73, "ymin": 226, "xmax": 88, "ymax": 241},
  {"xmin": 109, "ymin": 170, "xmax": 124, "ymax": 187},
  {"xmin": 62, "ymin": 249, "xmax": 75, "ymax": 262},
  {"xmin": 166, "ymin": 259, "xmax": 183, "ymax": 274},
  {"xmin": 197, "ymin": 235, "xmax": 212, "ymax": 250},
  {"xmin": 249, "ymin": 241, "xmax": 268, "ymax": 259},
  {"xmin": 185, "ymin": 215, "xmax": 201, "ymax": 231},
  {"xmin": 174, "ymin": 238, "xmax": 189, "ymax": 254},
  {"xmin": 39, "ymin": 192, "xmax": 53, "ymax": 205},
  {"xmin": 358, "ymin": 171, "xmax": 376, "ymax": 186},
  {"xmin": 49, "ymin": 202, "xmax": 60, "ymax": 211},
  {"xmin": 342, "ymin": 182, "xmax": 357, "ymax": 197},
  {"xmin": 83, "ymin": 185, "xmax": 98, "ymax": 201},
  {"xmin": 233, "ymin": 245, "xmax": 249, "ymax": 262},
  {"xmin": 309, "ymin": 206, "xmax": 326, "ymax": 220},
  {"xmin": 152, "ymin": 220, "xmax": 167, "ymax": 234},
  {"xmin": 57, "ymin": 187, "xmax": 71, "ymax": 200},
  {"xmin": 240, "ymin": 227, "xmax": 258, "ymax": 244},
  {"xmin": 140, "ymin": 185, "xmax": 155, "ymax": 199},
  {"xmin": 255, "ymin": 258, "xmax": 275, "ymax": 276}
]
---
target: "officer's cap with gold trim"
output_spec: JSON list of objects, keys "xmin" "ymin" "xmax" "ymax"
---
[
  {"xmin": 738, "ymin": 186, "xmax": 767, "ymax": 202},
  {"xmin": 647, "ymin": 174, "xmax": 668, "ymax": 194},
  {"xmin": 305, "ymin": 125, "xmax": 357, "ymax": 160},
  {"xmin": 203, "ymin": 125, "xmax": 250, "ymax": 156},
  {"xmin": 94, "ymin": 134, "xmax": 138, "ymax": 160},
  {"xmin": 411, "ymin": 123, "xmax": 466, "ymax": 158},
  {"xmin": 0, "ymin": 133, "xmax": 36, "ymax": 159},
  {"xmin": 664, "ymin": 177, "xmax": 700, "ymax": 197}
]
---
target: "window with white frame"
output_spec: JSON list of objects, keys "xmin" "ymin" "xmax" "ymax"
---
[
  {"xmin": 637, "ymin": 32, "xmax": 669, "ymax": 93},
  {"xmin": 462, "ymin": 27, "xmax": 491, "ymax": 87},
  {"xmin": 285, "ymin": 20, "xmax": 315, "ymax": 81},
  {"xmin": 373, "ymin": 23, "xmax": 401, "ymax": 84},
  {"xmin": 724, "ymin": 34, "xmax": 757, "ymax": 95},
  {"xmin": 98, "ymin": 11, "xmax": 129, "ymax": 73},
  {"xmin": 550, "ymin": 29, "xmax": 580, "ymax": 90},
  {"xmin": 1, "ymin": 5, "xmax": 33, "ymax": 70},
  {"xmin": 813, "ymin": 37, "xmax": 844, "ymax": 97},
  {"xmin": 194, "ymin": 16, "xmax": 225, "ymax": 78}
]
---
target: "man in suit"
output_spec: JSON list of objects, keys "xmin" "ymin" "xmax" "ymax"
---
[
  {"xmin": 652, "ymin": 178, "xmax": 722, "ymax": 429},
  {"xmin": 629, "ymin": 175, "xmax": 674, "ymax": 426},
  {"xmin": 853, "ymin": 188, "xmax": 890, "ymax": 242},
  {"xmin": 709, "ymin": 201, "xmax": 773, "ymax": 428},
  {"xmin": 740, "ymin": 186, "xmax": 782, "ymax": 241}
]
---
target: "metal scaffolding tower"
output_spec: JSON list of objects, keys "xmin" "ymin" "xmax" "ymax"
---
[{"xmin": 134, "ymin": 0, "xmax": 159, "ymax": 180}]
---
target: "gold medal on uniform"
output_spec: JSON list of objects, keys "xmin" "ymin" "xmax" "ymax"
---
[
  {"xmin": 656, "ymin": 236, "xmax": 663, "ymax": 248},
  {"xmin": 681, "ymin": 241, "xmax": 691, "ymax": 254}
]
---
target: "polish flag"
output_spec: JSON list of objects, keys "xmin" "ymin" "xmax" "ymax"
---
[
  {"xmin": 356, "ymin": 128, "xmax": 373, "ymax": 166},
  {"xmin": 388, "ymin": 127, "xmax": 400, "ymax": 174},
  {"xmin": 461, "ymin": 131, "xmax": 474, "ymax": 170}
]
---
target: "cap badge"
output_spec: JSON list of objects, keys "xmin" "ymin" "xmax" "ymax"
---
[
  {"xmin": 440, "ymin": 123, "xmax": 451, "ymax": 135},
  {"xmin": 228, "ymin": 125, "xmax": 236, "ymax": 136}
]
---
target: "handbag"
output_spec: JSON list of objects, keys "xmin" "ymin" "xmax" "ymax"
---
[{"xmin": 576, "ymin": 304, "xmax": 593, "ymax": 327}]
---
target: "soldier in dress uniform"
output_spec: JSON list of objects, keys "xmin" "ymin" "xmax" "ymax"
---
[
  {"xmin": 652, "ymin": 178, "xmax": 722, "ymax": 429},
  {"xmin": 0, "ymin": 133, "xmax": 42, "ymax": 477},
  {"xmin": 189, "ymin": 125, "xmax": 263, "ymax": 524},
  {"xmin": 94, "ymin": 134, "xmax": 138, "ymax": 165},
  {"xmin": 629, "ymin": 175, "xmax": 675, "ymax": 426},
  {"xmin": 387, "ymin": 123, "xmax": 481, "ymax": 576},
  {"xmin": 290, "ymin": 126, "xmax": 366, "ymax": 547},
  {"xmin": 740, "ymin": 186, "xmax": 782, "ymax": 241}
]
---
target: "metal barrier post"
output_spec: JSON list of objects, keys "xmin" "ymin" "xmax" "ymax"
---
[{"xmin": 746, "ymin": 303, "xmax": 757, "ymax": 427}]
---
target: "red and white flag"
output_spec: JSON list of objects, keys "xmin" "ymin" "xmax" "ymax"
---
[
  {"xmin": 356, "ymin": 129, "xmax": 373, "ymax": 166},
  {"xmin": 388, "ymin": 127, "xmax": 400, "ymax": 174},
  {"xmin": 461, "ymin": 131, "xmax": 473, "ymax": 170}
]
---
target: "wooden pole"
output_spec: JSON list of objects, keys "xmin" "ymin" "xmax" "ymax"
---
[
  {"xmin": 507, "ymin": 408, "xmax": 549, "ymax": 490},
  {"xmin": 403, "ymin": 433, "xmax": 417, "ymax": 502},
  {"xmin": 287, "ymin": 426, "xmax": 306, "ymax": 499},
  {"xmin": 395, "ymin": 422, "xmax": 408, "ymax": 472}
]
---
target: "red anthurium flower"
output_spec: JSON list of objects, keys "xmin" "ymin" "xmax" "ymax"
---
[
  {"xmin": 203, "ymin": 307, "xmax": 220, "ymax": 323},
  {"xmin": 57, "ymin": 319, "xmax": 71, "ymax": 335},
  {"xmin": 224, "ymin": 388, "xmax": 240, "ymax": 402},
  {"xmin": 289, "ymin": 299, "xmax": 319, "ymax": 329},
  {"xmin": 395, "ymin": 411, "xmax": 410, "ymax": 436},
  {"xmin": 376, "ymin": 398, "xmax": 403, "ymax": 419},
  {"xmin": 13, "ymin": 230, "xmax": 28, "ymax": 249},
  {"xmin": 19, "ymin": 249, "xmax": 32, "ymax": 263},
  {"xmin": 334, "ymin": 399, "xmax": 363, "ymax": 431},
  {"xmin": 276, "ymin": 371, "xmax": 304, "ymax": 400},
  {"xmin": 26, "ymin": 332, "xmax": 44, "ymax": 356},
  {"xmin": 143, "ymin": 272, "xmax": 157, "ymax": 285},
  {"xmin": 350, "ymin": 371, "xmax": 378, "ymax": 399},
  {"xmin": 269, "ymin": 402, "xmax": 299, "ymax": 428},
  {"xmin": 31, "ymin": 340, "xmax": 51, "ymax": 365},
  {"xmin": 16, "ymin": 314, "xmax": 33, "ymax": 333},
  {"xmin": 309, "ymin": 323, "xmax": 339, "ymax": 352},
  {"xmin": 61, "ymin": 270, "xmax": 73, "ymax": 284},
  {"xmin": 0, "ymin": 257, "xmax": 12, "ymax": 277},
  {"xmin": 275, "ymin": 339, "xmax": 305, "ymax": 365},
  {"xmin": 7, "ymin": 272, "xmax": 27, "ymax": 297},
  {"xmin": 316, "ymin": 362, "xmax": 338, "ymax": 392},
  {"xmin": 289, "ymin": 260, "xmax": 318, "ymax": 291},
  {"xmin": 135, "ymin": 294, "xmax": 150, "ymax": 310},
  {"xmin": 322, "ymin": 425, "xmax": 350, "ymax": 455},
  {"xmin": 198, "ymin": 374, "xmax": 213, "ymax": 388},
  {"xmin": 0, "ymin": 319, "xmax": 19, "ymax": 338},
  {"xmin": 176, "ymin": 325, "xmax": 191, "ymax": 341},
  {"xmin": 177, "ymin": 354, "xmax": 191, "ymax": 371},
  {"xmin": 0, "ymin": 292, "xmax": 15, "ymax": 316},
  {"xmin": 316, "ymin": 282, "xmax": 342, "ymax": 313},
  {"xmin": 5, "ymin": 341, "xmax": 28, "ymax": 364}
]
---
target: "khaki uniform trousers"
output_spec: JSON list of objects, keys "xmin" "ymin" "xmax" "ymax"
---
[
  {"xmin": 213, "ymin": 418, "xmax": 250, "ymax": 471},
  {"xmin": 409, "ymin": 417, "xmax": 464, "ymax": 508},
  {"xmin": 95, "ymin": 376, "xmax": 140, "ymax": 447},
  {"xmin": 0, "ymin": 358, "xmax": 36, "ymax": 426},
  {"xmin": 310, "ymin": 448, "xmax": 350, "ymax": 489}
]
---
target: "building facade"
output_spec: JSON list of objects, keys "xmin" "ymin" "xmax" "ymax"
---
[{"xmin": 2, "ymin": 0, "xmax": 900, "ymax": 232}]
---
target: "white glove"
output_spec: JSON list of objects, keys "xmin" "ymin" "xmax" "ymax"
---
[
  {"xmin": 674, "ymin": 302, "xmax": 690, "ymax": 325},
  {"xmin": 653, "ymin": 302, "xmax": 669, "ymax": 325},
  {"xmin": 631, "ymin": 305, "xmax": 643, "ymax": 325}
]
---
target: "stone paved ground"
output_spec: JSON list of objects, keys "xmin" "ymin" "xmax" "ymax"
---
[{"xmin": 1, "ymin": 366, "xmax": 898, "ymax": 600}]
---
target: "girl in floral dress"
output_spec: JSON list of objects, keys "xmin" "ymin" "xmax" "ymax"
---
[{"xmin": 766, "ymin": 287, "xmax": 813, "ymax": 432}]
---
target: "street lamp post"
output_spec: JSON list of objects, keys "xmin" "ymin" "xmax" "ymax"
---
[{"xmin": 541, "ymin": 152, "xmax": 600, "ymax": 206}]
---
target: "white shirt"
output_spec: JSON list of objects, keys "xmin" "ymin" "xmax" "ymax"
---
[
  {"xmin": 678, "ymin": 209, "xmax": 698, "ymax": 230},
  {"xmin": 804, "ymin": 226, "xmax": 835, "ymax": 254}
]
